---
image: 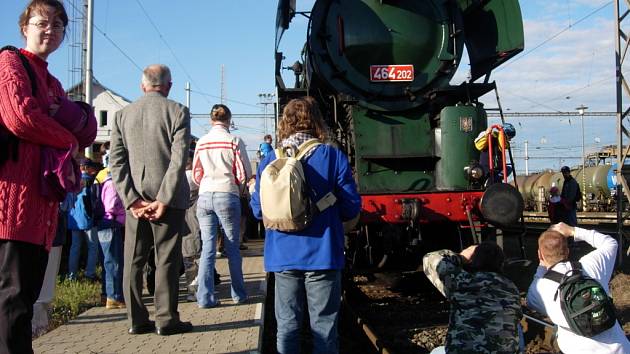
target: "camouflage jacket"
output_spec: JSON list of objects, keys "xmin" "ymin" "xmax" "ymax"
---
[{"xmin": 423, "ymin": 249, "xmax": 522, "ymax": 354}]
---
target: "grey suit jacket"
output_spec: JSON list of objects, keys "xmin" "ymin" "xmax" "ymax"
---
[{"xmin": 109, "ymin": 91, "xmax": 191, "ymax": 210}]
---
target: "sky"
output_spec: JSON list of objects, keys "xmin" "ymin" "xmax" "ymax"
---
[{"xmin": 0, "ymin": 0, "xmax": 624, "ymax": 172}]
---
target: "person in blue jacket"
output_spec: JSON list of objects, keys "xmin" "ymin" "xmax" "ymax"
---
[
  {"xmin": 258, "ymin": 134, "xmax": 273, "ymax": 159},
  {"xmin": 250, "ymin": 97, "xmax": 361, "ymax": 354}
]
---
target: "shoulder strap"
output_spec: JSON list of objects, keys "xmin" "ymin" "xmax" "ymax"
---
[
  {"xmin": 0, "ymin": 46, "xmax": 37, "ymax": 95},
  {"xmin": 570, "ymin": 261, "xmax": 582, "ymax": 271},
  {"xmin": 295, "ymin": 139, "xmax": 322, "ymax": 160},
  {"xmin": 543, "ymin": 261, "xmax": 583, "ymax": 283},
  {"xmin": 543, "ymin": 269, "xmax": 564, "ymax": 283},
  {"xmin": 274, "ymin": 147, "xmax": 286, "ymax": 159}
]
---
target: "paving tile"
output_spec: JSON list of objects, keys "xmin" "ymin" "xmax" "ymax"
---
[{"xmin": 33, "ymin": 240, "xmax": 266, "ymax": 354}]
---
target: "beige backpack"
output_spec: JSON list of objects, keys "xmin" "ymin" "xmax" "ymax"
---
[{"xmin": 260, "ymin": 139, "xmax": 336, "ymax": 232}]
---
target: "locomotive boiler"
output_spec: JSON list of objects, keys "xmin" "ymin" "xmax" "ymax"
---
[{"xmin": 274, "ymin": 0, "xmax": 525, "ymax": 271}]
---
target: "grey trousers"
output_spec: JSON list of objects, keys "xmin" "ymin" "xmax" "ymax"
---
[{"xmin": 123, "ymin": 208, "xmax": 185, "ymax": 328}]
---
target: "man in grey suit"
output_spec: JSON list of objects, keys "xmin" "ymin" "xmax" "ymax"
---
[{"xmin": 109, "ymin": 64, "xmax": 192, "ymax": 336}]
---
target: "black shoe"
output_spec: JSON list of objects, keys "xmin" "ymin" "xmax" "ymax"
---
[
  {"xmin": 156, "ymin": 321, "xmax": 193, "ymax": 336},
  {"xmin": 128, "ymin": 321, "xmax": 155, "ymax": 335},
  {"xmin": 214, "ymin": 269, "xmax": 221, "ymax": 285}
]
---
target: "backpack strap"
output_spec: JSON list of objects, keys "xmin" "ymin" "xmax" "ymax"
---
[
  {"xmin": 0, "ymin": 46, "xmax": 37, "ymax": 166},
  {"xmin": 543, "ymin": 268, "xmax": 564, "ymax": 283},
  {"xmin": 0, "ymin": 46, "xmax": 38, "ymax": 95},
  {"xmin": 274, "ymin": 147, "xmax": 287, "ymax": 159},
  {"xmin": 544, "ymin": 261, "xmax": 584, "ymax": 301},
  {"xmin": 293, "ymin": 139, "xmax": 337, "ymax": 212},
  {"xmin": 295, "ymin": 139, "xmax": 322, "ymax": 160},
  {"xmin": 543, "ymin": 260, "xmax": 583, "ymax": 282}
]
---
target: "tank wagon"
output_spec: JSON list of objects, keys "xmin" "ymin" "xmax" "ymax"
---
[
  {"xmin": 517, "ymin": 165, "xmax": 630, "ymax": 212},
  {"xmin": 274, "ymin": 0, "xmax": 525, "ymax": 271}
]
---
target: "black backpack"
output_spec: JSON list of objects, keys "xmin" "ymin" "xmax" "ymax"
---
[
  {"xmin": 84, "ymin": 179, "xmax": 105, "ymax": 223},
  {"xmin": 544, "ymin": 261, "xmax": 617, "ymax": 337},
  {"xmin": 0, "ymin": 46, "xmax": 37, "ymax": 168}
]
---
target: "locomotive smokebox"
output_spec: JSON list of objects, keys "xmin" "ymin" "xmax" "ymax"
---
[
  {"xmin": 307, "ymin": 0, "xmax": 464, "ymax": 111},
  {"xmin": 480, "ymin": 183, "xmax": 524, "ymax": 227}
]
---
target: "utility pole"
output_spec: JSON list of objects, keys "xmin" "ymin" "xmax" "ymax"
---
[
  {"xmin": 84, "ymin": 0, "xmax": 94, "ymax": 158},
  {"xmin": 185, "ymin": 82, "xmax": 191, "ymax": 109},
  {"xmin": 524, "ymin": 140, "xmax": 529, "ymax": 176},
  {"xmin": 258, "ymin": 93, "xmax": 275, "ymax": 136},
  {"xmin": 220, "ymin": 64, "xmax": 225, "ymax": 104},
  {"xmin": 614, "ymin": 0, "xmax": 630, "ymax": 266},
  {"xmin": 576, "ymin": 105, "xmax": 588, "ymax": 212}
]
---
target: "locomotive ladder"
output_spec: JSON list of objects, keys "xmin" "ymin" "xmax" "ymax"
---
[{"xmin": 484, "ymin": 86, "xmax": 528, "ymax": 259}]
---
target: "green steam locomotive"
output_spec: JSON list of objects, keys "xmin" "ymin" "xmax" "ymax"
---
[{"xmin": 275, "ymin": 0, "xmax": 525, "ymax": 270}]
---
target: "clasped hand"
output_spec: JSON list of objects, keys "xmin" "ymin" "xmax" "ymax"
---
[{"xmin": 130, "ymin": 199, "xmax": 167, "ymax": 221}]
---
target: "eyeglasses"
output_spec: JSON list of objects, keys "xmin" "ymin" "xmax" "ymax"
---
[{"xmin": 28, "ymin": 20, "xmax": 65, "ymax": 32}]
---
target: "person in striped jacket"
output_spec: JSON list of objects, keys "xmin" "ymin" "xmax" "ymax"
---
[{"xmin": 192, "ymin": 104, "xmax": 252, "ymax": 308}]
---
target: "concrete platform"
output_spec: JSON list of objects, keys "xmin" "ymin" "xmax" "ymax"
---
[{"xmin": 33, "ymin": 239, "xmax": 266, "ymax": 354}]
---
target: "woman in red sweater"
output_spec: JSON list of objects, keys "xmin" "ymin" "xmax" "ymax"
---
[{"xmin": 0, "ymin": 1, "xmax": 96, "ymax": 352}]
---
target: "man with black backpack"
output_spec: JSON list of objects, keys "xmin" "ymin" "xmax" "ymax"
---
[{"xmin": 527, "ymin": 222, "xmax": 629, "ymax": 353}]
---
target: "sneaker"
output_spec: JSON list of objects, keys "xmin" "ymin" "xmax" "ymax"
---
[
  {"xmin": 186, "ymin": 293, "xmax": 196, "ymax": 302},
  {"xmin": 239, "ymin": 244, "xmax": 248, "ymax": 250},
  {"xmin": 105, "ymin": 298, "xmax": 126, "ymax": 309},
  {"xmin": 190, "ymin": 276, "xmax": 198, "ymax": 287},
  {"xmin": 216, "ymin": 251, "xmax": 223, "ymax": 258}
]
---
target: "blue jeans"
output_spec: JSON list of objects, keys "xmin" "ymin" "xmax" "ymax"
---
[
  {"xmin": 275, "ymin": 270, "xmax": 342, "ymax": 354},
  {"xmin": 98, "ymin": 226, "xmax": 124, "ymax": 301},
  {"xmin": 68, "ymin": 227, "xmax": 99, "ymax": 280},
  {"xmin": 196, "ymin": 192, "xmax": 247, "ymax": 307}
]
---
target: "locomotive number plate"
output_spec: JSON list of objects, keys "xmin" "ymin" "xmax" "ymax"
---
[{"xmin": 369, "ymin": 65, "xmax": 414, "ymax": 82}]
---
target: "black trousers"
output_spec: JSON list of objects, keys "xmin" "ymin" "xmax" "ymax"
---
[{"xmin": 0, "ymin": 240, "xmax": 48, "ymax": 354}]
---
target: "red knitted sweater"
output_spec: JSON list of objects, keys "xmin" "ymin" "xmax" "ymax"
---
[{"xmin": 0, "ymin": 49, "xmax": 80, "ymax": 250}]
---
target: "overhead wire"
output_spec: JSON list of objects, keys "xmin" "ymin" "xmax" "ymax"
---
[
  {"xmin": 491, "ymin": 2, "xmax": 613, "ymax": 112},
  {"xmin": 189, "ymin": 89, "xmax": 261, "ymax": 109},
  {"xmin": 134, "ymin": 0, "xmax": 266, "ymax": 112},
  {"xmin": 65, "ymin": 0, "xmax": 143, "ymax": 72},
  {"xmin": 496, "ymin": 1, "xmax": 612, "ymax": 72},
  {"xmin": 133, "ymin": 0, "xmax": 212, "ymax": 106}
]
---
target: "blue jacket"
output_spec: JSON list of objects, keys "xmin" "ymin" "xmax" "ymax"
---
[
  {"xmin": 259, "ymin": 142, "xmax": 273, "ymax": 158},
  {"xmin": 67, "ymin": 173, "xmax": 94, "ymax": 231},
  {"xmin": 250, "ymin": 144, "xmax": 361, "ymax": 272}
]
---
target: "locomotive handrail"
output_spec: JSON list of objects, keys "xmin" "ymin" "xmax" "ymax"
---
[{"xmin": 486, "ymin": 124, "xmax": 509, "ymax": 183}]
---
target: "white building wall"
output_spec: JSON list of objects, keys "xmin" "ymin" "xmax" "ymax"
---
[{"xmin": 91, "ymin": 86, "xmax": 130, "ymax": 143}]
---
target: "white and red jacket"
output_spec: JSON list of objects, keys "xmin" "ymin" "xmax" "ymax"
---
[{"xmin": 192, "ymin": 124, "xmax": 252, "ymax": 196}]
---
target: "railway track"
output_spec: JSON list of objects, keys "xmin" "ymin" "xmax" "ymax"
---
[
  {"xmin": 264, "ymin": 226, "xmax": 627, "ymax": 353},
  {"xmin": 523, "ymin": 211, "xmax": 630, "ymax": 227},
  {"xmin": 342, "ymin": 272, "xmax": 451, "ymax": 354},
  {"xmin": 339, "ymin": 228, "xmax": 572, "ymax": 354}
]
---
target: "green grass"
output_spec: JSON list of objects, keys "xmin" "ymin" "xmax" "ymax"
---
[{"xmin": 49, "ymin": 277, "xmax": 101, "ymax": 330}]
